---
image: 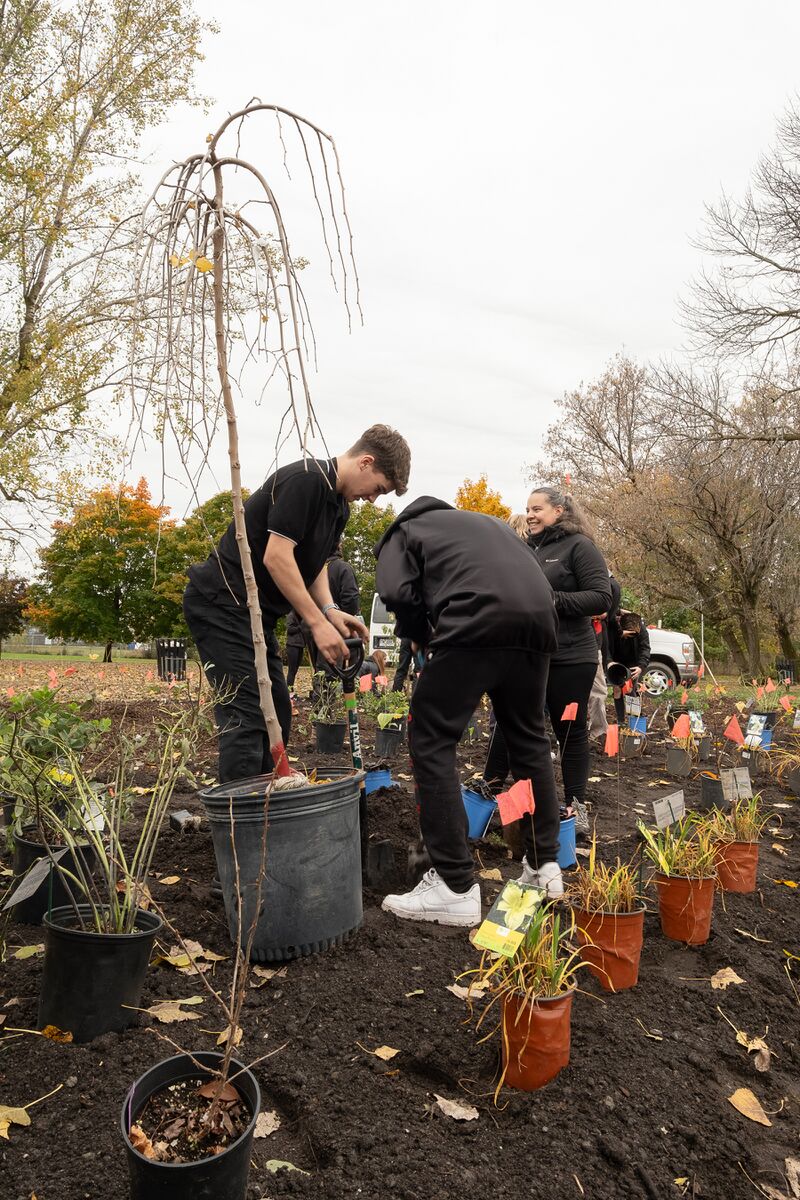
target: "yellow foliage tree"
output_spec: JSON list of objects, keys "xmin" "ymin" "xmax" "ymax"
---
[{"xmin": 454, "ymin": 474, "xmax": 511, "ymax": 520}]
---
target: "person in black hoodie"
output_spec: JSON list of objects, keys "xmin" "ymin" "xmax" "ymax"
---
[
  {"xmin": 607, "ymin": 610, "xmax": 651, "ymax": 726},
  {"xmin": 374, "ymin": 497, "xmax": 561, "ymax": 925},
  {"xmin": 484, "ymin": 487, "xmax": 612, "ymax": 837}
]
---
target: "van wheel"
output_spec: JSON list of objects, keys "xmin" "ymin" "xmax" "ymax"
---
[{"xmin": 644, "ymin": 663, "xmax": 678, "ymax": 695}]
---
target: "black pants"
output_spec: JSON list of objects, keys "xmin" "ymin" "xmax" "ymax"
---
[
  {"xmin": 286, "ymin": 644, "xmax": 304, "ymax": 688},
  {"xmin": 183, "ymin": 583, "xmax": 292, "ymax": 784},
  {"xmin": 485, "ymin": 660, "xmax": 598, "ymax": 807},
  {"xmin": 409, "ymin": 646, "xmax": 559, "ymax": 892},
  {"xmin": 392, "ymin": 638, "xmax": 414, "ymax": 692}
]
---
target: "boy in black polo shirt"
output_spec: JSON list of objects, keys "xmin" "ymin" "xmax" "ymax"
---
[{"xmin": 184, "ymin": 426, "xmax": 410, "ymax": 783}]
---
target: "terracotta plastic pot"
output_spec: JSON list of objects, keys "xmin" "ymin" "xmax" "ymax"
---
[
  {"xmin": 501, "ymin": 989, "xmax": 574, "ymax": 1091},
  {"xmin": 573, "ymin": 907, "xmax": 645, "ymax": 991},
  {"xmin": 714, "ymin": 840, "xmax": 759, "ymax": 894},
  {"xmin": 655, "ymin": 873, "xmax": 715, "ymax": 945}
]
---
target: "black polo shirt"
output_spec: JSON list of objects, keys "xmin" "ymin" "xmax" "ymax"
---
[{"xmin": 188, "ymin": 458, "xmax": 349, "ymax": 623}]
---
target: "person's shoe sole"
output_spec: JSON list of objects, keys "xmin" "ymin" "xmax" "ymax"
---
[{"xmin": 381, "ymin": 899, "xmax": 479, "ymax": 927}]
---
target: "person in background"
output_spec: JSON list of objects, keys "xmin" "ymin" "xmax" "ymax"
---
[
  {"xmin": 608, "ymin": 610, "xmax": 651, "ymax": 726},
  {"xmin": 359, "ymin": 648, "xmax": 388, "ymax": 682},
  {"xmin": 312, "ymin": 540, "xmax": 361, "ymax": 681},
  {"xmin": 391, "ymin": 637, "xmax": 416, "ymax": 692},
  {"xmin": 285, "ymin": 609, "xmax": 307, "ymax": 696},
  {"xmin": 484, "ymin": 487, "xmax": 612, "ymax": 838},
  {"xmin": 375, "ymin": 497, "xmax": 562, "ymax": 924}
]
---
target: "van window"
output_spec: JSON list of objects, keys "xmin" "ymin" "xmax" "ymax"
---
[{"xmin": 371, "ymin": 595, "xmax": 393, "ymax": 624}]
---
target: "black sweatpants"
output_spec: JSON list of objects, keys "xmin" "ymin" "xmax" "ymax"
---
[
  {"xmin": 485, "ymin": 660, "xmax": 598, "ymax": 807},
  {"xmin": 286, "ymin": 644, "xmax": 304, "ymax": 688},
  {"xmin": 183, "ymin": 583, "xmax": 292, "ymax": 784},
  {"xmin": 409, "ymin": 646, "xmax": 559, "ymax": 892},
  {"xmin": 392, "ymin": 638, "xmax": 414, "ymax": 692}
]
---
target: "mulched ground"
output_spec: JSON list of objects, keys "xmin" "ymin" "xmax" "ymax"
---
[{"xmin": 1, "ymin": 674, "xmax": 798, "ymax": 1200}]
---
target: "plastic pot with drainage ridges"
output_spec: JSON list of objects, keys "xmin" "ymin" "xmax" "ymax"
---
[
  {"xmin": 199, "ymin": 767, "xmax": 364, "ymax": 962},
  {"xmin": 121, "ymin": 1051, "xmax": 260, "ymax": 1200}
]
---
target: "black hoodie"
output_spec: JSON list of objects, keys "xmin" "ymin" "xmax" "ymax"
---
[
  {"xmin": 374, "ymin": 497, "xmax": 558, "ymax": 652},
  {"xmin": 526, "ymin": 524, "xmax": 612, "ymax": 665}
]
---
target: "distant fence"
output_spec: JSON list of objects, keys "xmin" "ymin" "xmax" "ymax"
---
[{"xmin": 1, "ymin": 638, "xmax": 156, "ymax": 659}]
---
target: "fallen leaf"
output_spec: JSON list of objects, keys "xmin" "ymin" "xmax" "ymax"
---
[
  {"xmin": 711, "ymin": 967, "xmax": 745, "ymax": 990},
  {"xmin": 265, "ymin": 1159, "xmax": 309, "ymax": 1175},
  {"xmin": 635, "ymin": 1018, "xmax": 663, "ymax": 1041},
  {"xmin": 735, "ymin": 1030, "xmax": 768, "ymax": 1053},
  {"xmin": 40, "ymin": 1025, "xmax": 73, "ymax": 1043},
  {"xmin": 216, "ymin": 1024, "xmax": 242, "ymax": 1047},
  {"xmin": 0, "ymin": 1105, "xmax": 31, "ymax": 1140},
  {"xmin": 772, "ymin": 803, "xmax": 791, "ymax": 809},
  {"xmin": 479, "ymin": 868, "xmax": 502, "ymax": 881},
  {"xmin": 12, "ymin": 944, "xmax": 44, "ymax": 960},
  {"xmin": 128, "ymin": 1123, "xmax": 156, "ymax": 1157},
  {"xmin": 674, "ymin": 1180, "xmax": 689, "ymax": 1188},
  {"xmin": 254, "ymin": 1110, "xmax": 281, "ymax": 1137},
  {"xmin": 735, "ymin": 928, "xmax": 771, "ymax": 944},
  {"xmin": 196, "ymin": 1079, "xmax": 240, "ymax": 1102},
  {"xmin": 447, "ymin": 982, "xmax": 489, "ymax": 1002},
  {"xmin": 146, "ymin": 997, "xmax": 204, "ymax": 1024},
  {"xmin": 405, "ymin": 989, "xmax": 424, "ymax": 998},
  {"xmin": 116, "ymin": 879, "xmax": 152, "ymax": 909},
  {"xmin": 772, "ymin": 844, "xmax": 789, "ymax": 858},
  {"xmin": 786, "ymin": 1158, "xmax": 800, "ymax": 1199},
  {"xmin": 728, "ymin": 1087, "xmax": 772, "ymax": 1126},
  {"xmin": 434, "ymin": 1093, "xmax": 479, "ymax": 1121},
  {"xmin": 774, "ymin": 879, "xmax": 798, "ymax": 888},
  {"xmin": 753, "ymin": 1048, "xmax": 771, "ymax": 1072},
  {"xmin": 587, "ymin": 776, "xmax": 601, "ymax": 783},
  {"xmin": 158, "ymin": 875, "xmax": 181, "ymax": 886},
  {"xmin": 396, "ymin": 772, "xmax": 412, "ymax": 781}
]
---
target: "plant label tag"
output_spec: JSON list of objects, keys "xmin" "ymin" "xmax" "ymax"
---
[
  {"xmin": 625, "ymin": 695, "xmax": 642, "ymax": 717},
  {"xmin": 793, "ymin": 709, "xmax": 800, "ymax": 730},
  {"xmin": 472, "ymin": 881, "xmax": 544, "ymax": 958},
  {"xmin": 688, "ymin": 710, "xmax": 705, "ymax": 735},
  {"xmin": 652, "ymin": 790, "xmax": 685, "ymax": 829},
  {"xmin": 732, "ymin": 767, "xmax": 753, "ymax": 799}
]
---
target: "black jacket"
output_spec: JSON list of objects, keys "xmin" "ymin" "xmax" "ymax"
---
[
  {"xmin": 327, "ymin": 552, "xmax": 360, "ymax": 616},
  {"xmin": 599, "ymin": 574, "xmax": 623, "ymax": 667},
  {"xmin": 607, "ymin": 613, "xmax": 651, "ymax": 674},
  {"xmin": 374, "ymin": 497, "xmax": 558, "ymax": 652},
  {"xmin": 526, "ymin": 525, "xmax": 612, "ymax": 665}
]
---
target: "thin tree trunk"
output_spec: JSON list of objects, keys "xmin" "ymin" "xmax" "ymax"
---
[
  {"xmin": 773, "ymin": 611, "xmax": 798, "ymax": 662},
  {"xmin": 103, "ymin": 641, "xmax": 113, "ymax": 662}
]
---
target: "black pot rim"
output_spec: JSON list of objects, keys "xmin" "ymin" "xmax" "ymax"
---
[
  {"xmin": 15, "ymin": 825, "xmax": 92, "ymax": 850},
  {"xmin": 43, "ymin": 903, "xmax": 163, "ymax": 942},
  {"xmin": 121, "ymin": 1051, "xmax": 260, "ymax": 1168},
  {"xmin": 312, "ymin": 719, "xmax": 347, "ymax": 729}
]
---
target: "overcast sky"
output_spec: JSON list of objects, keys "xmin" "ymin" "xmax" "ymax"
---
[{"xmin": 130, "ymin": 0, "xmax": 800, "ymax": 522}]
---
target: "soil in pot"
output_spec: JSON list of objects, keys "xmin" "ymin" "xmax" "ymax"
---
[
  {"xmin": 39, "ymin": 905, "xmax": 162, "ymax": 1042},
  {"xmin": 314, "ymin": 720, "xmax": 347, "ymax": 753},
  {"xmin": 122, "ymin": 1051, "xmax": 260, "ymax": 1200},
  {"xmin": 501, "ymin": 989, "xmax": 574, "ymax": 1091},
  {"xmin": 573, "ymin": 907, "xmax": 645, "ymax": 991},
  {"xmin": 655, "ymin": 874, "xmax": 715, "ymax": 945},
  {"xmin": 11, "ymin": 827, "xmax": 96, "ymax": 925},
  {"xmin": 714, "ymin": 841, "xmax": 759, "ymax": 893}
]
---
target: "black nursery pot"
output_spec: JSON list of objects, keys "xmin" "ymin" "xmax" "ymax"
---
[
  {"xmin": 700, "ymin": 774, "xmax": 725, "ymax": 810},
  {"xmin": 375, "ymin": 722, "xmax": 404, "ymax": 758},
  {"xmin": 314, "ymin": 719, "xmax": 347, "ymax": 753},
  {"xmin": 666, "ymin": 746, "xmax": 692, "ymax": 778},
  {"xmin": 38, "ymin": 905, "xmax": 162, "ymax": 1043},
  {"xmin": 11, "ymin": 828, "xmax": 96, "ymax": 925},
  {"xmin": 666, "ymin": 706, "xmax": 690, "ymax": 732},
  {"xmin": 122, "ymin": 1052, "xmax": 261, "ymax": 1200}
]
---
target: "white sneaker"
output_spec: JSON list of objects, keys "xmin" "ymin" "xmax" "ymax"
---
[
  {"xmin": 381, "ymin": 869, "xmax": 481, "ymax": 927},
  {"xmin": 516, "ymin": 859, "xmax": 564, "ymax": 898}
]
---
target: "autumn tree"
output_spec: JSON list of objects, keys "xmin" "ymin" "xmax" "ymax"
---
[
  {"xmin": 26, "ymin": 479, "xmax": 176, "ymax": 660},
  {"xmin": 0, "ymin": 572, "xmax": 28, "ymax": 655},
  {"xmin": 341, "ymin": 501, "xmax": 396, "ymax": 619},
  {"xmin": 0, "ymin": 0, "xmax": 210, "ymax": 536},
  {"xmin": 454, "ymin": 474, "xmax": 511, "ymax": 520}
]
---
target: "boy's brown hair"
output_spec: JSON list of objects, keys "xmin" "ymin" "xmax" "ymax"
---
[{"xmin": 348, "ymin": 424, "xmax": 410, "ymax": 496}]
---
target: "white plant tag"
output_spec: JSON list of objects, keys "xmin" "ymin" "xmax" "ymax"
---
[{"xmin": 652, "ymin": 790, "xmax": 685, "ymax": 829}]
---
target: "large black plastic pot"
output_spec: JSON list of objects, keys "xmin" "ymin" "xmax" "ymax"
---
[
  {"xmin": 39, "ymin": 905, "xmax": 162, "ymax": 1043},
  {"xmin": 375, "ymin": 723, "xmax": 403, "ymax": 758},
  {"xmin": 314, "ymin": 720, "xmax": 347, "ymax": 753},
  {"xmin": 122, "ymin": 1052, "xmax": 260, "ymax": 1200},
  {"xmin": 11, "ymin": 828, "xmax": 96, "ymax": 925},
  {"xmin": 200, "ymin": 768, "xmax": 364, "ymax": 962}
]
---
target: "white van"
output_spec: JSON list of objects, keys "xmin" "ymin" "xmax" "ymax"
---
[{"xmin": 369, "ymin": 594, "xmax": 400, "ymax": 665}]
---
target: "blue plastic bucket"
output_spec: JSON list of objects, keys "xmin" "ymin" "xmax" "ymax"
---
[
  {"xmin": 365, "ymin": 769, "xmax": 392, "ymax": 794},
  {"xmin": 628, "ymin": 715, "xmax": 647, "ymax": 734},
  {"xmin": 461, "ymin": 786, "xmax": 497, "ymax": 840},
  {"xmin": 557, "ymin": 816, "xmax": 577, "ymax": 870}
]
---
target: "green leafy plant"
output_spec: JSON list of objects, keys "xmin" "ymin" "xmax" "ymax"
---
[
  {"xmin": 698, "ymin": 794, "xmax": 769, "ymax": 844},
  {"xmin": 566, "ymin": 836, "xmax": 642, "ymax": 913},
  {"xmin": 637, "ymin": 817, "xmax": 717, "ymax": 879},
  {"xmin": 360, "ymin": 689, "xmax": 409, "ymax": 728},
  {"xmin": 310, "ymin": 673, "xmax": 346, "ymax": 724}
]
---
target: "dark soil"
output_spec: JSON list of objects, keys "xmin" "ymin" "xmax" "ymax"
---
[
  {"xmin": 134, "ymin": 1076, "xmax": 251, "ymax": 1162},
  {"xmin": 1, "ymin": 692, "xmax": 798, "ymax": 1199}
]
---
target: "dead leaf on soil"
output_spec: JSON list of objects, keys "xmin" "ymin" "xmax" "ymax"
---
[
  {"xmin": 479, "ymin": 868, "xmax": 502, "ymax": 880},
  {"xmin": 40, "ymin": 1025, "xmax": 73, "ymax": 1043},
  {"xmin": 728, "ymin": 1087, "xmax": 772, "ymax": 1126},
  {"xmin": 196, "ymin": 1079, "xmax": 241, "ymax": 1102},
  {"xmin": 405, "ymin": 989, "xmax": 424, "ymax": 998},
  {"xmin": 773, "ymin": 879, "xmax": 798, "ymax": 888},
  {"xmin": 128, "ymin": 1123, "xmax": 156, "ymax": 1157},
  {"xmin": 216, "ymin": 1024, "xmax": 242, "ymax": 1047},
  {"xmin": 711, "ymin": 967, "xmax": 745, "ymax": 990},
  {"xmin": 786, "ymin": 1158, "xmax": 800, "ymax": 1198},
  {"xmin": 447, "ymin": 982, "xmax": 489, "ymax": 1002},
  {"xmin": 772, "ymin": 844, "xmax": 789, "ymax": 858},
  {"xmin": 146, "ymin": 997, "xmax": 204, "ymax": 1024},
  {"xmin": 371, "ymin": 1045, "xmax": 400, "ymax": 1061},
  {"xmin": 734, "ymin": 928, "xmax": 771, "ymax": 944},
  {"xmin": 265, "ymin": 1159, "xmax": 309, "ymax": 1175},
  {"xmin": 250, "ymin": 965, "xmax": 288, "ymax": 985},
  {"xmin": 12, "ymin": 944, "xmax": 44, "ymax": 959},
  {"xmin": 772, "ymin": 803, "xmax": 791, "ymax": 809},
  {"xmin": 587, "ymin": 776, "xmax": 601, "ymax": 783},
  {"xmin": 115, "ymin": 879, "xmax": 152, "ymax": 910},
  {"xmin": 253, "ymin": 1109, "xmax": 281, "ymax": 1137},
  {"xmin": 434, "ymin": 1093, "xmax": 479, "ymax": 1121},
  {"xmin": 396, "ymin": 772, "xmax": 412, "ymax": 781},
  {"xmin": 153, "ymin": 941, "xmax": 226, "ymax": 974},
  {"xmin": 635, "ymin": 1018, "xmax": 663, "ymax": 1041},
  {"xmin": 157, "ymin": 875, "xmax": 182, "ymax": 885},
  {"xmin": 0, "ymin": 1105, "xmax": 31, "ymax": 1140}
]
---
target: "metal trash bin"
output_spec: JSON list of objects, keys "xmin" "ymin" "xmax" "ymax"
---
[
  {"xmin": 155, "ymin": 637, "xmax": 186, "ymax": 682},
  {"xmin": 776, "ymin": 657, "xmax": 796, "ymax": 685}
]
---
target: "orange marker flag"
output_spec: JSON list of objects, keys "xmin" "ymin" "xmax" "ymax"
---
[
  {"xmin": 765, "ymin": 677, "xmax": 776, "ymax": 693},
  {"xmin": 723, "ymin": 716, "xmax": 744, "ymax": 745},
  {"xmin": 671, "ymin": 713, "xmax": 691, "ymax": 739},
  {"xmin": 622, "ymin": 679, "xmax": 633, "ymax": 695},
  {"xmin": 561, "ymin": 702, "xmax": 578, "ymax": 721},
  {"xmin": 780, "ymin": 695, "xmax": 792, "ymax": 712},
  {"xmin": 681, "ymin": 689, "xmax": 689, "ymax": 704},
  {"xmin": 697, "ymin": 662, "xmax": 705, "ymax": 679},
  {"xmin": 496, "ymin": 778, "xmax": 535, "ymax": 825},
  {"xmin": 375, "ymin": 675, "xmax": 388, "ymax": 687},
  {"xmin": 359, "ymin": 673, "xmax": 373, "ymax": 692},
  {"xmin": 756, "ymin": 686, "xmax": 764, "ymax": 699},
  {"xmin": 604, "ymin": 724, "xmax": 619, "ymax": 756}
]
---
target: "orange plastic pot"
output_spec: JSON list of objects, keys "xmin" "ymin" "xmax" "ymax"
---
[
  {"xmin": 655, "ymin": 874, "xmax": 715, "ymax": 945},
  {"xmin": 714, "ymin": 841, "xmax": 759, "ymax": 894},
  {"xmin": 573, "ymin": 907, "xmax": 645, "ymax": 991},
  {"xmin": 501, "ymin": 989, "xmax": 574, "ymax": 1091}
]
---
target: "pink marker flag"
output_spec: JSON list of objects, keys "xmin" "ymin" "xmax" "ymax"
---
[
  {"xmin": 671, "ymin": 713, "xmax": 691, "ymax": 740},
  {"xmin": 495, "ymin": 778, "xmax": 535, "ymax": 826},
  {"xmin": 604, "ymin": 724, "xmax": 619, "ymax": 756},
  {"xmin": 724, "ymin": 716, "xmax": 744, "ymax": 745},
  {"xmin": 780, "ymin": 695, "xmax": 792, "ymax": 712},
  {"xmin": 375, "ymin": 675, "xmax": 388, "ymax": 687},
  {"xmin": 681, "ymin": 689, "xmax": 689, "ymax": 705},
  {"xmin": 765, "ymin": 677, "xmax": 776, "ymax": 693},
  {"xmin": 697, "ymin": 663, "xmax": 705, "ymax": 679},
  {"xmin": 561, "ymin": 702, "xmax": 578, "ymax": 721},
  {"xmin": 756, "ymin": 686, "xmax": 764, "ymax": 699},
  {"xmin": 358, "ymin": 674, "xmax": 373, "ymax": 693}
]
